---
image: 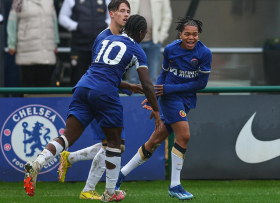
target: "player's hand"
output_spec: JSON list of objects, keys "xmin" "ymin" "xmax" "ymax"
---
[
  {"xmin": 128, "ymin": 84, "xmax": 143, "ymax": 94},
  {"xmin": 141, "ymin": 98, "xmax": 153, "ymax": 110},
  {"xmin": 150, "ymin": 111, "xmax": 163, "ymax": 131},
  {"xmin": 9, "ymin": 49, "xmax": 16, "ymax": 55},
  {"xmin": 154, "ymin": 85, "xmax": 164, "ymax": 97}
]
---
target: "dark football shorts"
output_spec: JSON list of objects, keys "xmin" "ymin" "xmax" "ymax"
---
[
  {"xmin": 159, "ymin": 97, "xmax": 190, "ymax": 134},
  {"xmin": 68, "ymin": 87, "xmax": 123, "ymax": 130}
]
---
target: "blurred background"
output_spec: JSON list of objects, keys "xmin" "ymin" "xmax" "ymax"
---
[{"xmin": 1, "ymin": 0, "xmax": 280, "ymax": 88}]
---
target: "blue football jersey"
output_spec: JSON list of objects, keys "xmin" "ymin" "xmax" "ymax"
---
[
  {"xmin": 91, "ymin": 28, "xmax": 112, "ymax": 60},
  {"xmin": 160, "ymin": 40, "xmax": 212, "ymax": 108},
  {"xmin": 91, "ymin": 28, "xmax": 133, "ymax": 95},
  {"xmin": 76, "ymin": 34, "xmax": 148, "ymax": 92}
]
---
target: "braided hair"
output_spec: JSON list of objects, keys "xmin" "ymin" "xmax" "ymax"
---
[
  {"xmin": 108, "ymin": 0, "xmax": 130, "ymax": 12},
  {"xmin": 175, "ymin": 17, "xmax": 203, "ymax": 33},
  {"xmin": 120, "ymin": 14, "xmax": 147, "ymax": 39}
]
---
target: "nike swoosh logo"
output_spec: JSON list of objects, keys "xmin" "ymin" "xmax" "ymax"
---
[{"xmin": 236, "ymin": 112, "xmax": 280, "ymax": 163}]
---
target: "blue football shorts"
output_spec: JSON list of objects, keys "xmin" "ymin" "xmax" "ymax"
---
[
  {"xmin": 90, "ymin": 119, "xmax": 125, "ymax": 140},
  {"xmin": 159, "ymin": 97, "xmax": 190, "ymax": 134},
  {"xmin": 68, "ymin": 87, "xmax": 123, "ymax": 129}
]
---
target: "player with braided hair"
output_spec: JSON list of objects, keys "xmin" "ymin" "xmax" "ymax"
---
[
  {"xmin": 120, "ymin": 15, "xmax": 147, "ymax": 38},
  {"xmin": 23, "ymin": 14, "xmax": 162, "ymax": 202},
  {"xmin": 116, "ymin": 16, "xmax": 212, "ymax": 201},
  {"xmin": 57, "ymin": 0, "xmax": 133, "ymax": 200},
  {"xmin": 175, "ymin": 16, "xmax": 203, "ymax": 33}
]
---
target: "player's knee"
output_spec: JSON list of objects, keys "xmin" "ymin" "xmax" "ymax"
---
[
  {"xmin": 106, "ymin": 139, "xmax": 121, "ymax": 149},
  {"xmin": 178, "ymin": 132, "xmax": 191, "ymax": 145},
  {"xmin": 184, "ymin": 132, "xmax": 191, "ymax": 143},
  {"xmin": 138, "ymin": 144, "xmax": 153, "ymax": 161}
]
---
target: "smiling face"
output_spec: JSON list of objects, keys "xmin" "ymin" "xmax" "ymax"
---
[
  {"xmin": 110, "ymin": 3, "xmax": 130, "ymax": 28},
  {"xmin": 179, "ymin": 25, "xmax": 199, "ymax": 50}
]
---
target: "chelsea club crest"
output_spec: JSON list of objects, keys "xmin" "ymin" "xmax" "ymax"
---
[{"xmin": 0, "ymin": 104, "xmax": 65, "ymax": 174}]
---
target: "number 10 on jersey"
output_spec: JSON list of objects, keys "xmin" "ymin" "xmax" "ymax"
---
[{"xmin": 95, "ymin": 40, "xmax": 127, "ymax": 65}]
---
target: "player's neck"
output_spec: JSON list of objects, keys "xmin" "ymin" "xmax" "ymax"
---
[{"xmin": 109, "ymin": 23, "xmax": 122, "ymax": 35}]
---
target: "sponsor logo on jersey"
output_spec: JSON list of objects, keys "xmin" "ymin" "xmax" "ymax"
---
[
  {"xmin": 179, "ymin": 110, "xmax": 187, "ymax": 118},
  {"xmin": 191, "ymin": 59, "xmax": 198, "ymax": 67},
  {"xmin": 0, "ymin": 105, "xmax": 65, "ymax": 174},
  {"xmin": 170, "ymin": 67, "xmax": 199, "ymax": 78}
]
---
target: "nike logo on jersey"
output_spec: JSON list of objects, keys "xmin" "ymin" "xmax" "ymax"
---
[{"xmin": 235, "ymin": 112, "xmax": 280, "ymax": 163}]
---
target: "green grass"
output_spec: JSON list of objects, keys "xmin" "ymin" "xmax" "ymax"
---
[{"xmin": 0, "ymin": 180, "xmax": 280, "ymax": 203}]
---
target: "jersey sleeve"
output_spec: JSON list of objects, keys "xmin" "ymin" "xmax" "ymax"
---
[
  {"xmin": 92, "ymin": 40, "xmax": 97, "ymax": 53},
  {"xmin": 156, "ymin": 46, "xmax": 170, "ymax": 85},
  {"xmin": 163, "ymin": 72, "xmax": 209, "ymax": 95},
  {"xmin": 133, "ymin": 46, "xmax": 148, "ymax": 69},
  {"xmin": 91, "ymin": 39, "xmax": 99, "ymax": 63},
  {"xmin": 199, "ymin": 48, "xmax": 212, "ymax": 74},
  {"xmin": 162, "ymin": 46, "xmax": 170, "ymax": 71}
]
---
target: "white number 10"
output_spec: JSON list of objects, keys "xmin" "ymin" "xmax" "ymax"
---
[{"xmin": 95, "ymin": 40, "xmax": 127, "ymax": 65}]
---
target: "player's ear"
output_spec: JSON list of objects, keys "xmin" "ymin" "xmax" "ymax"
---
[
  {"xmin": 139, "ymin": 29, "xmax": 147, "ymax": 38},
  {"xmin": 109, "ymin": 11, "xmax": 114, "ymax": 18},
  {"xmin": 138, "ymin": 30, "xmax": 143, "ymax": 39},
  {"xmin": 179, "ymin": 32, "xmax": 182, "ymax": 39},
  {"xmin": 139, "ymin": 30, "xmax": 143, "ymax": 37}
]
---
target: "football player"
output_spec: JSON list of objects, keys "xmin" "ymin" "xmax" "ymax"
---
[
  {"xmin": 115, "ymin": 16, "xmax": 212, "ymax": 201},
  {"xmin": 23, "ymin": 14, "xmax": 162, "ymax": 202},
  {"xmin": 57, "ymin": 0, "xmax": 134, "ymax": 200}
]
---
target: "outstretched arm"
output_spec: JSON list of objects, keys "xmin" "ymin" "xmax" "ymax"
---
[
  {"xmin": 118, "ymin": 81, "xmax": 143, "ymax": 95},
  {"xmin": 137, "ymin": 68, "xmax": 159, "ymax": 111},
  {"xmin": 137, "ymin": 68, "xmax": 162, "ymax": 131}
]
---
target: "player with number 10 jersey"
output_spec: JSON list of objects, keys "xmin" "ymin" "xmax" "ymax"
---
[
  {"xmin": 72, "ymin": 33, "xmax": 149, "ymax": 129},
  {"xmin": 76, "ymin": 34, "xmax": 147, "ymax": 95}
]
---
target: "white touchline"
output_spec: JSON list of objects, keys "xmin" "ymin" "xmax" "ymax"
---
[{"xmin": 235, "ymin": 112, "xmax": 280, "ymax": 164}]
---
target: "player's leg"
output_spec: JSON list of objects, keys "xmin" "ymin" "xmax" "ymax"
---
[
  {"xmin": 116, "ymin": 125, "xmax": 170, "ymax": 190},
  {"xmin": 168, "ymin": 121, "xmax": 193, "ymax": 200},
  {"xmin": 58, "ymin": 119, "xmax": 105, "ymax": 183},
  {"xmin": 160, "ymin": 98, "xmax": 193, "ymax": 200},
  {"xmin": 80, "ymin": 139, "xmax": 106, "ymax": 200},
  {"xmin": 58, "ymin": 143, "xmax": 102, "ymax": 183},
  {"xmin": 24, "ymin": 115, "xmax": 84, "ymax": 196},
  {"xmin": 24, "ymin": 87, "xmax": 94, "ymax": 196},
  {"xmin": 101, "ymin": 127, "xmax": 126, "ymax": 202},
  {"xmin": 80, "ymin": 121, "xmax": 120, "ymax": 199},
  {"xmin": 81, "ymin": 135, "xmax": 125, "ymax": 197},
  {"xmin": 93, "ymin": 91, "xmax": 126, "ymax": 202}
]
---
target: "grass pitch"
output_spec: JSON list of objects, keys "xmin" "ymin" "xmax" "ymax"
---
[{"xmin": 0, "ymin": 180, "xmax": 279, "ymax": 203}]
